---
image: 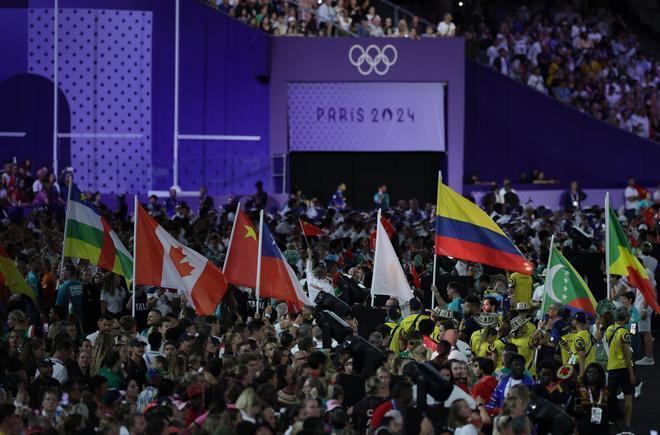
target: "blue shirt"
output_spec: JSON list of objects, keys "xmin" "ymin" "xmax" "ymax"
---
[
  {"xmin": 331, "ymin": 190, "xmax": 345, "ymax": 209},
  {"xmin": 447, "ymin": 298, "xmax": 463, "ymax": 316},
  {"xmin": 56, "ymin": 279, "xmax": 83, "ymax": 317},
  {"xmin": 26, "ymin": 271, "xmax": 40, "ymax": 300},
  {"xmin": 624, "ymin": 307, "xmax": 640, "ymax": 330}
]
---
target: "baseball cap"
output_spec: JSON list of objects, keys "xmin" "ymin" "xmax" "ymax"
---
[
  {"xmin": 38, "ymin": 357, "xmax": 55, "ymax": 367},
  {"xmin": 130, "ymin": 339, "xmax": 147, "ymax": 347},
  {"xmin": 573, "ymin": 311, "xmax": 588, "ymax": 324},
  {"xmin": 102, "ymin": 388, "xmax": 125, "ymax": 406},
  {"xmin": 178, "ymin": 333, "xmax": 195, "ymax": 343}
]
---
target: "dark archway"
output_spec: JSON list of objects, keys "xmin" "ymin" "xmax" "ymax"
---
[{"xmin": 0, "ymin": 73, "xmax": 71, "ymax": 171}]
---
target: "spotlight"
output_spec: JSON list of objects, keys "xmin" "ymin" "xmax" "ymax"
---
[
  {"xmin": 402, "ymin": 361, "xmax": 453, "ymax": 405},
  {"xmin": 314, "ymin": 290, "xmax": 352, "ymax": 318},
  {"xmin": 458, "ymin": 1, "xmax": 464, "ymax": 6},
  {"xmin": 315, "ymin": 310, "xmax": 353, "ymax": 347},
  {"xmin": 342, "ymin": 334, "xmax": 387, "ymax": 376}
]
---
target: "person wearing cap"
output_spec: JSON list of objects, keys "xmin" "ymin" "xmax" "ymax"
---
[
  {"xmin": 570, "ymin": 312, "xmax": 595, "ymax": 378},
  {"xmin": 506, "ymin": 316, "xmax": 536, "ymax": 376},
  {"xmin": 125, "ymin": 339, "xmax": 148, "ymax": 383},
  {"xmin": 29, "ymin": 358, "xmax": 60, "ymax": 409}
]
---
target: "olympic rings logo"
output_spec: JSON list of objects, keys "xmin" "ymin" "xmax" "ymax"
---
[{"xmin": 348, "ymin": 44, "xmax": 398, "ymax": 76}]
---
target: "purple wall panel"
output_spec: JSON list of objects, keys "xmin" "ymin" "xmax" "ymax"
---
[
  {"xmin": 0, "ymin": 10, "xmax": 27, "ymax": 82},
  {"xmin": 27, "ymin": 7, "xmax": 152, "ymax": 194},
  {"xmin": 175, "ymin": 1, "xmax": 270, "ymax": 195},
  {"xmin": 270, "ymin": 37, "xmax": 465, "ymax": 192},
  {"xmin": 465, "ymin": 61, "xmax": 660, "ymax": 188}
]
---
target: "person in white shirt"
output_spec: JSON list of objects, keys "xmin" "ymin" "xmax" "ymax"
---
[
  {"xmin": 437, "ymin": 14, "xmax": 456, "ymax": 37},
  {"xmin": 629, "ymin": 107, "xmax": 650, "ymax": 139},
  {"xmin": 636, "ymin": 241, "xmax": 657, "ymax": 366},
  {"xmin": 143, "ymin": 331, "xmax": 163, "ymax": 367},
  {"xmin": 36, "ymin": 341, "xmax": 71, "ymax": 384},
  {"xmin": 624, "ymin": 177, "xmax": 639, "ymax": 218},
  {"xmin": 317, "ymin": 0, "xmax": 335, "ymax": 26},
  {"xmin": 527, "ymin": 67, "xmax": 546, "ymax": 93},
  {"xmin": 305, "ymin": 248, "xmax": 334, "ymax": 302},
  {"xmin": 85, "ymin": 313, "xmax": 115, "ymax": 345}
]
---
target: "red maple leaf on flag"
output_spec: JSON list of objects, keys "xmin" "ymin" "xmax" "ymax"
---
[{"xmin": 169, "ymin": 246, "xmax": 194, "ymax": 277}]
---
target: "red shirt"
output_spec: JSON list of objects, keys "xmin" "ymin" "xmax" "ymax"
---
[
  {"xmin": 471, "ymin": 375, "xmax": 498, "ymax": 404},
  {"xmin": 370, "ymin": 400, "xmax": 395, "ymax": 430}
]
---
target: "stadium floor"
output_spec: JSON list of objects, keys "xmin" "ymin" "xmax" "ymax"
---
[{"xmin": 627, "ymin": 341, "xmax": 659, "ymax": 434}]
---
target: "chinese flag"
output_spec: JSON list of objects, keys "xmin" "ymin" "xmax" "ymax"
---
[
  {"xmin": 299, "ymin": 219, "xmax": 325, "ymax": 237},
  {"xmin": 223, "ymin": 210, "xmax": 259, "ymax": 288}
]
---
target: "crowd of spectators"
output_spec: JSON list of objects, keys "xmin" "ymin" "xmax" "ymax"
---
[
  {"xmin": 204, "ymin": 0, "xmax": 660, "ymax": 143},
  {"xmin": 0, "ymin": 155, "xmax": 659, "ymax": 434},
  {"xmin": 464, "ymin": 4, "xmax": 660, "ymax": 142}
]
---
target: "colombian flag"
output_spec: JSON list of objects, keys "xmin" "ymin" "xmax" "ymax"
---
[{"xmin": 435, "ymin": 180, "xmax": 533, "ymax": 275}]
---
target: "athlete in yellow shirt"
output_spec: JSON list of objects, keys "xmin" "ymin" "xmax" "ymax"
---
[
  {"xmin": 571, "ymin": 312, "xmax": 595, "ymax": 378},
  {"xmin": 508, "ymin": 316, "xmax": 536, "ymax": 376},
  {"xmin": 508, "ymin": 272, "xmax": 533, "ymax": 305},
  {"xmin": 606, "ymin": 307, "xmax": 635, "ymax": 431}
]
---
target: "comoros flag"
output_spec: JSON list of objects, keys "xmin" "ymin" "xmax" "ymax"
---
[{"xmin": 543, "ymin": 246, "xmax": 597, "ymax": 315}]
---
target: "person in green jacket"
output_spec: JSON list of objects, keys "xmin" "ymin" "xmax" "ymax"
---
[{"xmin": 98, "ymin": 350, "xmax": 126, "ymax": 389}]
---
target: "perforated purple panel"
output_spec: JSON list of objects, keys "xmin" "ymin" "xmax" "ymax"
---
[{"xmin": 28, "ymin": 8, "xmax": 152, "ymax": 194}]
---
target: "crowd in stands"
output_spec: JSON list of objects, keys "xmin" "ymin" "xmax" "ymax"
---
[
  {"xmin": 204, "ymin": 0, "xmax": 660, "ymax": 143},
  {"xmin": 0, "ymin": 156, "xmax": 659, "ymax": 434},
  {"xmin": 464, "ymin": 4, "xmax": 660, "ymax": 142}
]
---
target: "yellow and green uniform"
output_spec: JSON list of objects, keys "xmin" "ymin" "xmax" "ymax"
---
[
  {"xmin": 571, "ymin": 329, "xmax": 595, "ymax": 368},
  {"xmin": 509, "ymin": 272, "xmax": 533, "ymax": 305},
  {"xmin": 559, "ymin": 332, "xmax": 574, "ymax": 365},
  {"xmin": 386, "ymin": 321, "xmax": 404, "ymax": 354},
  {"xmin": 400, "ymin": 313, "xmax": 430, "ymax": 336},
  {"xmin": 509, "ymin": 333, "xmax": 536, "ymax": 376},
  {"xmin": 490, "ymin": 338, "xmax": 508, "ymax": 371},
  {"xmin": 430, "ymin": 324, "xmax": 443, "ymax": 343},
  {"xmin": 606, "ymin": 324, "xmax": 632, "ymax": 371},
  {"xmin": 470, "ymin": 328, "xmax": 492, "ymax": 358}
]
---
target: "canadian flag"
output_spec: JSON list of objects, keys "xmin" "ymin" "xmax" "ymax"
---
[{"xmin": 134, "ymin": 203, "xmax": 228, "ymax": 315}]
